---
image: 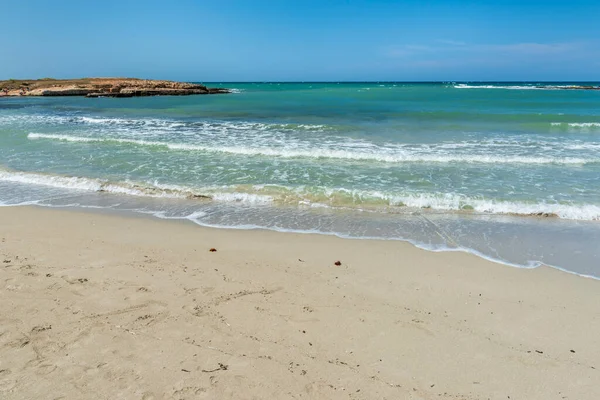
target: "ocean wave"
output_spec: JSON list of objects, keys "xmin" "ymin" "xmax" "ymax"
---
[
  {"xmin": 378, "ymin": 191, "xmax": 600, "ymax": 220},
  {"xmin": 292, "ymin": 187, "xmax": 600, "ymax": 221},
  {"xmin": 1, "ymin": 114, "xmax": 328, "ymax": 132},
  {"xmin": 28, "ymin": 133, "xmax": 599, "ymax": 165},
  {"xmin": 455, "ymin": 84, "xmax": 542, "ymax": 90},
  {"xmin": 211, "ymin": 192, "xmax": 272, "ymax": 204},
  {"xmin": 551, "ymin": 122, "xmax": 600, "ymax": 128},
  {"xmin": 77, "ymin": 116, "xmax": 329, "ymax": 132},
  {"xmin": 0, "ymin": 168, "xmax": 272, "ymax": 204},
  {"xmin": 1, "ymin": 169, "xmax": 599, "ymax": 220},
  {"xmin": 454, "ymin": 84, "xmax": 596, "ymax": 90}
]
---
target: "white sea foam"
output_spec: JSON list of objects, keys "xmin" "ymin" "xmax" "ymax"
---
[
  {"xmin": 0, "ymin": 168, "xmax": 198, "ymax": 199},
  {"xmin": 454, "ymin": 84, "xmax": 594, "ymax": 90},
  {"xmin": 1, "ymin": 168, "xmax": 599, "ymax": 220},
  {"xmin": 1, "ymin": 114, "xmax": 328, "ymax": 133},
  {"xmin": 211, "ymin": 192, "xmax": 273, "ymax": 204},
  {"xmin": 564, "ymin": 143, "xmax": 600, "ymax": 150},
  {"xmin": 455, "ymin": 84, "xmax": 538, "ymax": 90},
  {"xmin": 0, "ymin": 169, "xmax": 104, "ymax": 191},
  {"xmin": 569, "ymin": 123, "xmax": 600, "ymax": 127},
  {"xmin": 551, "ymin": 122, "xmax": 600, "ymax": 128},
  {"xmin": 305, "ymin": 188, "xmax": 600, "ymax": 221},
  {"xmin": 28, "ymin": 133, "xmax": 599, "ymax": 165},
  {"xmin": 390, "ymin": 193, "xmax": 600, "ymax": 220},
  {"xmin": 0, "ymin": 114, "xmax": 72, "ymax": 125},
  {"xmin": 29, "ymin": 133, "xmax": 100, "ymax": 143},
  {"xmin": 152, "ymin": 210, "xmax": 208, "ymax": 220},
  {"xmin": 80, "ymin": 116, "xmax": 127, "ymax": 125},
  {"xmin": 0, "ymin": 168, "xmax": 272, "ymax": 205},
  {"xmin": 75, "ymin": 116, "xmax": 328, "ymax": 133}
]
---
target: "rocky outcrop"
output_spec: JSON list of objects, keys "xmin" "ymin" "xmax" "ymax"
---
[
  {"xmin": 87, "ymin": 86, "xmax": 230, "ymax": 98},
  {"xmin": 34, "ymin": 88, "xmax": 95, "ymax": 96},
  {"xmin": 0, "ymin": 78, "xmax": 230, "ymax": 97}
]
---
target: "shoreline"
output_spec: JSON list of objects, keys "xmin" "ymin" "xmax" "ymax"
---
[
  {"xmin": 114, "ymin": 207, "xmax": 600, "ymax": 281},
  {"xmin": 4, "ymin": 198, "xmax": 600, "ymax": 280},
  {"xmin": 0, "ymin": 205, "xmax": 598, "ymax": 399},
  {"xmin": 146, "ymin": 207, "xmax": 600, "ymax": 281}
]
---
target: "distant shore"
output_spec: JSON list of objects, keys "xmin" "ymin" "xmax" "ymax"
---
[{"xmin": 0, "ymin": 78, "xmax": 230, "ymax": 97}]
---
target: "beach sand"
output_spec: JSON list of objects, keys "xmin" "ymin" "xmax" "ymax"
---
[{"xmin": 0, "ymin": 206, "xmax": 598, "ymax": 399}]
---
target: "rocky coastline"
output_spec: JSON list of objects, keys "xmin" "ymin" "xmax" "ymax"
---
[{"xmin": 0, "ymin": 78, "xmax": 230, "ymax": 97}]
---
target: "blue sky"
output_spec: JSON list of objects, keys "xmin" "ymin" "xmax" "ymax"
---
[{"xmin": 1, "ymin": 0, "xmax": 599, "ymax": 81}]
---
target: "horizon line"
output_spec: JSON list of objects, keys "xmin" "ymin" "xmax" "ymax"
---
[
  {"xmin": 194, "ymin": 80, "xmax": 599, "ymax": 84},
  {"xmin": 3, "ymin": 77, "xmax": 597, "ymax": 84}
]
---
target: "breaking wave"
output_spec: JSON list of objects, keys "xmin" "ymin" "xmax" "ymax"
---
[
  {"xmin": 454, "ymin": 84, "xmax": 599, "ymax": 90},
  {"xmin": 0, "ymin": 168, "xmax": 271, "ymax": 204},
  {"xmin": 1, "ymin": 168, "xmax": 599, "ymax": 220},
  {"xmin": 1, "ymin": 114, "xmax": 328, "ymax": 132},
  {"xmin": 551, "ymin": 122, "xmax": 600, "ymax": 128},
  {"xmin": 27, "ymin": 133, "xmax": 599, "ymax": 165}
]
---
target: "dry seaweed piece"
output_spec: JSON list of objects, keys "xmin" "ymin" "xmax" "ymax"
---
[
  {"xmin": 209, "ymin": 248, "xmax": 217, "ymax": 252},
  {"xmin": 201, "ymin": 363, "xmax": 228, "ymax": 373}
]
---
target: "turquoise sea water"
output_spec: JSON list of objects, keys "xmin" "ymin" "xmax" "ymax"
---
[{"xmin": 1, "ymin": 82, "xmax": 599, "ymax": 276}]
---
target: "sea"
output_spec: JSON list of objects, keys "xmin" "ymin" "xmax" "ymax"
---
[{"xmin": 1, "ymin": 82, "xmax": 599, "ymax": 277}]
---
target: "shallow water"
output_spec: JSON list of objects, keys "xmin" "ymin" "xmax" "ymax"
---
[{"xmin": 1, "ymin": 82, "xmax": 599, "ymax": 276}]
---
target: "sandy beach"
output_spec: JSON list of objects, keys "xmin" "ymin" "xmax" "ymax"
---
[{"xmin": 0, "ymin": 206, "xmax": 598, "ymax": 399}]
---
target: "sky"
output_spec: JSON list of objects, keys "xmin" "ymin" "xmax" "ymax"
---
[{"xmin": 1, "ymin": 0, "xmax": 599, "ymax": 81}]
